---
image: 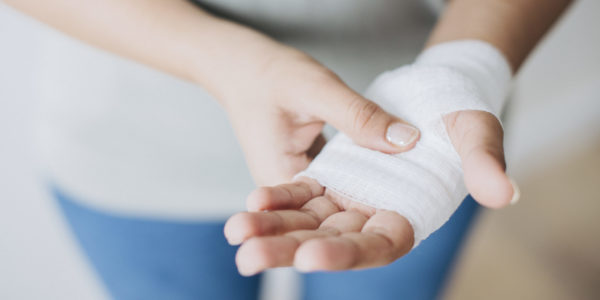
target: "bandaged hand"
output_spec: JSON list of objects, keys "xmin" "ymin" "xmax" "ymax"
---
[{"xmin": 225, "ymin": 40, "xmax": 520, "ymax": 275}]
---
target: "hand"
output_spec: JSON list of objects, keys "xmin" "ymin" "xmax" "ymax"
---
[
  {"xmin": 224, "ymin": 110, "xmax": 515, "ymax": 275},
  {"xmin": 225, "ymin": 177, "xmax": 414, "ymax": 275},
  {"xmin": 218, "ymin": 47, "xmax": 420, "ymax": 186}
]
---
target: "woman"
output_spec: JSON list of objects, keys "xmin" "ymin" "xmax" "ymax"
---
[{"xmin": 4, "ymin": 0, "xmax": 571, "ymax": 299}]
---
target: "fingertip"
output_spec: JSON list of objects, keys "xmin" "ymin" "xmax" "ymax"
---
[
  {"xmin": 463, "ymin": 150, "xmax": 514, "ymax": 209},
  {"xmin": 246, "ymin": 187, "xmax": 272, "ymax": 212},
  {"xmin": 445, "ymin": 110, "xmax": 516, "ymax": 208},
  {"xmin": 335, "ymin": 96, "xmax": 420, "ymax": 154},
  {"xmin": 349, "ymin": 120, "xmax": 421, "ymax": 155},
  {"xmin": 293, "ymin": 240, "xmax": 327, "ymax": 272},
  {"xmin": 384, "ymin": 121, "xmax": 421, "ymax": 153},
  {"xmin": 236, "ymin": 238, "xmax": 268, "ymax": 276},
  {"xmin": 236, "ymin": 236, "xmax": 299, "ymax": 276},
  {"xmin": 224, "ymin": 213, "xmax": 254, "ymax": 245},
  {"xmin": 294, "ymin": 238, "xmax": 355, "ymax": 272},
  {"xmin": 486, "ymin": 175, "xmax": 513, "ymax": 209},
  {"xmin": 468, "ymin": 170, "xmax": 513, "ymax": 209}
]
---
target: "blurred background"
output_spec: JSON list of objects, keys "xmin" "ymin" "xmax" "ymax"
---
[{"xmin": 1, "ymin": 0, "xmax": 598, "ymax": 299}]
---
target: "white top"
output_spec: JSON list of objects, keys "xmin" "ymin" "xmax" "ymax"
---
[{"xmin": 35, "ymin": 0, "xmax": 437, "ymax": 219}]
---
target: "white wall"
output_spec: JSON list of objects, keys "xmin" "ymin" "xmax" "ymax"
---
[
  {"xmin": 0, "ymin": 5, "xmax": 107, "ymax": 299},
  {"xmin": 505, "ymin": 0, "xmax": 600, "ymax": 179}
]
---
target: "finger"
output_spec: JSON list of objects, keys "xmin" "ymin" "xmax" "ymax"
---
[
  {"xmin": 294, "ymin": 210, "xmax": 413, "ymax": 271},
  {"xmin": 224, "ymin": 210, "xmax": 320, "ymax": 245},
  {"xmin": 299, "ymin": 194, "xmax": 342, "ymax": 224},
  {"xmin": 235, "ymin": 235, "xmax": 299, "ymax": 276},
  {"xmin": 318, "ymin": 210, "xmax": 369, "ymax": 234},
  {"xmin": 444, "ymin": 110, "xmax": 519, "ymax": 208},
  {"xmin": 306, "ymin": 133, "xmax": 327, "ymax": 160},
  {"xmin": 226, "ymin": 195, "xmax": 340, "ymax": 245},
  {"xmin": 235, "ymin": 229, "xmax": 335, "ymax": 276},
  {"xmin": 246, "ymin": 178, "xmax": 324, "ymax": 212},
  {"xmin": 309, "ymin": 79, "xmax": 420, "ymax": 154},
  {"xmin": 286, "ymin": 210, "xmax": 369, "ymax": 270},
  {"xmin": 235, "ymin": 210, "xmax": 370, "ymax": 275},
  {"xmin": 244, "ymin": 210, "xmax": 370, "ymax": 271}
]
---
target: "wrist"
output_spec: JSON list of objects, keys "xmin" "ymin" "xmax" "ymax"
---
[
  {"xmin": 415, "ymin": 40, "xmax": 513, "ymax": 115},
  {"xmin": 186, "ymin": 19, "xmax": 296, "ymax": 105}
]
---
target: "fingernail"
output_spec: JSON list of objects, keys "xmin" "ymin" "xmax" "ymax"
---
[
  {"xmin": 509, "ymin": 178, "xmax": 521, "ymax": 205},
  {"xmin": 386, "ymin": 122, "xmax": 419, "ymax": 147}
]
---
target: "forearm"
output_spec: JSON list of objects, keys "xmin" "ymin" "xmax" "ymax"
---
[
  {"xmin": 427, "ymin": 0, "xmax": 573, "ymax": 72},
  {"xmin": 3, "ymin": 0, "xmax": 287, "ymax": 98}
]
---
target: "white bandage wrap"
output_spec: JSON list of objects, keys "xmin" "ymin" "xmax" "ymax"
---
[{"xmin": 297, "ymin": 40, "xmax": 512, "ymax": 245}]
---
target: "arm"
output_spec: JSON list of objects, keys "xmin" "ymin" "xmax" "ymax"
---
[
  {"xmin": 428, "ymin": 0, "xmax": 573, "ymax": 71},
  {"xmin": 4, "ymin": 0, "xmax": 417, "ymax": 185},
  {"xmin": 226, "ymin": 0, "xmax": 574, "ymax": 274},
  {"xmin": 2, "ymin": 0, "xmax": 280, "ymax": 97}
]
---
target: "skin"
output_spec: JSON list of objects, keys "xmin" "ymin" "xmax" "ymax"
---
[
  {"xmin": 3, "ymin": 0, "xmax": 573, "ymax": 275},
  {"xmin": 2, "ymin": 0, "xmax": 418, "ymax": 186},
  {"xmin": 225, "ymin": 0, "xmax": 573, "ymax": 275}
]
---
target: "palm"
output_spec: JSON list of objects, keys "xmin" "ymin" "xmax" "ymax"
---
[{"xmin": 224, "ymin": 178, "xmax": 414, "ymax": 276}]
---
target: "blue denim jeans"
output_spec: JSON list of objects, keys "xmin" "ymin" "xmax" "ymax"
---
[{"xmin": 53, "ymin": 186, "xmax": 479, "ymax": 300}]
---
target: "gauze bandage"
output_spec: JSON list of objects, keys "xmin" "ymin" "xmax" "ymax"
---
[{"xmin": 297, "ymin": 40, "xmax": 512, "ymax": 245}]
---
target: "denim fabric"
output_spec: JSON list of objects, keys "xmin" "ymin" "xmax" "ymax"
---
[{"xmin": 54, "ymin": 186, "xmax": 478, "ymax": 300}]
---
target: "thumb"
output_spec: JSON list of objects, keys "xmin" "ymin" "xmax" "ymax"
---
[
  {"xmin": 444, "ymin": 110, "xmax": 520, "ymax": 208},
  {"xmin": 314, "ymin": 82, "xmax": 420, "ymax": 154}
]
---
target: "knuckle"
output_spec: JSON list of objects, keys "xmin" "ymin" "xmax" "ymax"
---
[
  {"xmin": 246, "ymin": 187, "xmax": 272, "ymax": 210},
  {"xmin": 296, "ymin": 65, "xmax": 341, "ymax": 95},
  {"xmin": 294, "ymin": 181, "xmax": 313, "ymax": 200},
  {"xmin": 348, "ymin": 99, "xmax": 382, "ymax": 132},
  {"xmin": 238, "ymin": 212, "xmax": 258, "ymax": 228}
]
